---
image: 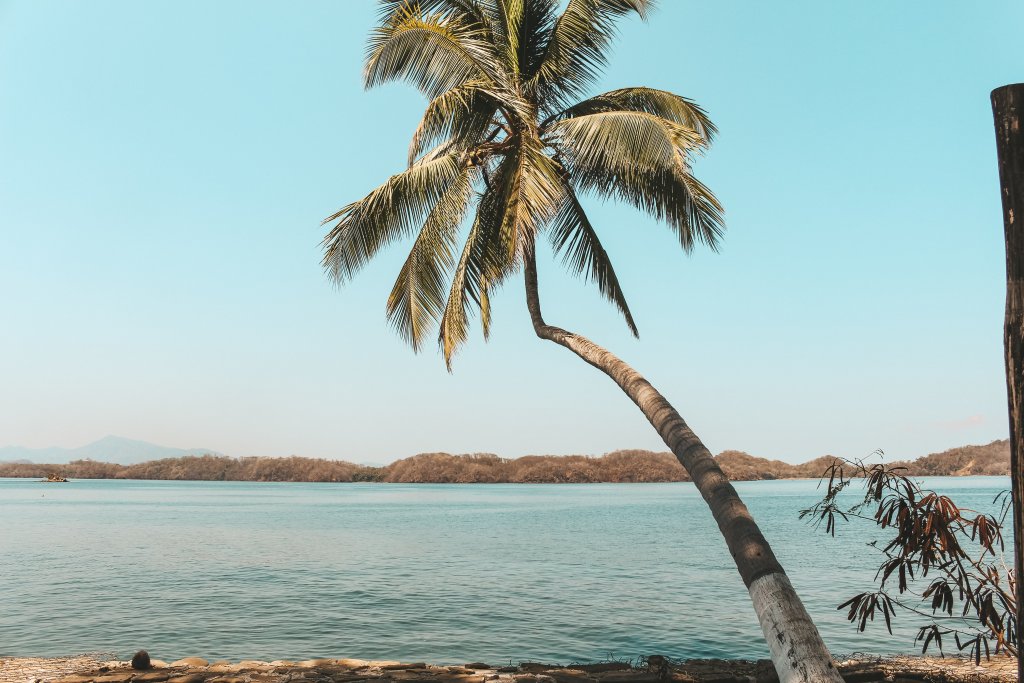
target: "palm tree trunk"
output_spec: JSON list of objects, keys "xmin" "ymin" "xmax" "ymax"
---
[{"xmin": 523, "ymin": 249, "xmax": 842, "ymax": 683}]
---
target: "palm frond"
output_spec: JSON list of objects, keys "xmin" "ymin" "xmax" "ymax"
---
[
  {"xmin": 530, "ymin": 0, "xmax": 653, "ymax": 108},
  {"xmin": 589, "ymin": 164, "xmax": 724, "ymax": 252},
  {"xmin": 365, "ymin": 6, "xmax": 502, "ymax": 98},
  {"xmin": 479, "ymin": 280, "xmax": 494, "ymax": 339},
  {"xmin": 491, "ymin": 0, "xmax": 558, "ymax": 80},
  {"xmin": 321, "ymin": 151, "xmax": 466, "ymax": 283},
  {"xmin": 438, "ymin": 213, "xmax": 491, "ymax": 368},
  {"xmin": 548, "ymin": 110, "xmax": 723, "ymax": 251},
  {"xmin": 546, "ymin": 86, "xmax": 716, "ymax": 143},
  {"xmin": 437, "ymin": 155, "xmax": 514, "ymax": 365},
  {"xmin": 548, "ymin": 180, "xmax": 637, "ymax": 335},
  {"xmin": 492, "ymin": 0, "xmax": 521, "ymax": 77},
  {"xmin": 407, "ymin": 80, "xmax": 501, "ymax": 167},
  {"xmin": 386, "ymin": 165, "xmax": 477, "ymax": 350},
  {"xmin": 546, "ymin": 109, "xmax": 707, "ymax": 171},
  {"xmin": 378, "ymin": 0, "xmax": 495, "ymax": 38},
  {"xmin": 516, "ymin": 0, "xmax": 559, "ymax": 83},
  {"xmin": 500, "ymin": 137, "xmax": 565, "ymax": 258},
  {"xmin": 437, "ymin": 146, "xmax": 549, "ymax": 365}
]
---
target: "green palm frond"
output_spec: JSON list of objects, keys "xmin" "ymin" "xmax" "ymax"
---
[
  {"xmin": 439, "ymin": 208, "xmax": 519, "ymax": 367},
  {"xmin": 500, "ymin": 138, "xmax": 565, "ymax": 257},
  {"xmin": 531, "ymin": 0, "xmax": 653, "ymax": 108},
  {"xmin": 378, "ymin": 0, "xmax": 494, "ymax": 38},
  {"xmin": 438, "ymin": 217, "xmax": 482, "ymax": 367},
  {"xmin": 546, "ymin": 109, "xmax": 707, "ymax": 173},
  {"xmin": 548, "ymin": 87, "xmax": 716, "ymax": 143},
  {"xmin": 545, "ymin": 109, "xmax": 723, "ymax": 252},
  {"xmin": 583, "ymin": 163, "xmax": 724, "ymax": 252},
  {"xmin": 438, "ymin": 149, "xmax": 531, "ymax": 365},
  {"xmin": 437, "ymin": 137, "xmax": 563, "ymax": 366},
  {"xmin": 386, "ymin": 165, "xmax": 477, "ymax": 350},
  {"xmin": 365, "ymin": 5, "xmax": 502, "ymax": 98},
  {"xmin": 492, "ymin": 0, "xmax": 520, "ymax": 76},
  {"xmin": 659, "ymin": 170, "xmax": 725, "ymax": 252},
  {"xmin": 407, "ymin": 81, "xmax": 502, "ymax": 166},
  {"xmin": 548, "ymin": 180, "xmax": 638, "ymax": 335},
  {"xmin": 479, "ymin": 279, "xmax": 493, "ymax": 339},
  {"xmin": 322, "ymin": 151, "xmax": 466, "ymax": 283},
  {"xmin": 516, "ymin": 0, "xmax": 560, "ymax": 82},
  {"xmin": 491, "ymin": 0, "xmax": 559, "ymax": 80}
]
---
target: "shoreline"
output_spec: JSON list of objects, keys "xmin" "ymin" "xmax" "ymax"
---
[{"xmin": 1, "ymin": 654, "xmax": 1017, "ymax": 683}]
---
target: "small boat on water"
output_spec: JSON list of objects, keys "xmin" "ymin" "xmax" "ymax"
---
[{"xmin": 41, "ymin": 473, "xmax": 68, "ymax": 483}]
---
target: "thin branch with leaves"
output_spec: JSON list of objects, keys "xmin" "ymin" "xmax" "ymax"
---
[{"xmin": 800, "ymin": 454, "xmax": 1017, "ymax": 662}]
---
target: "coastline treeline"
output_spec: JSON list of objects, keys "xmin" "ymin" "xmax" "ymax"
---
[{"xmin": 0, "ymin": 440, "xmax": 1008, "ymax": 483}]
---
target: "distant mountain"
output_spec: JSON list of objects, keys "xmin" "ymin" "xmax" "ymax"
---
[
  {"xmin": 893, "ymin": 439, "xmax": 1010, "ymax": 476},
  {"xmin": 0, "ymin": 435, "xmax": 222, "ymax": 466},
  {"xmin": 710, "ymin": 440, "xmax": 1010, "ymax": 480},
  {"xmin": 0, "ymin": 438, "xmax": 1010, "ymax": 482}
]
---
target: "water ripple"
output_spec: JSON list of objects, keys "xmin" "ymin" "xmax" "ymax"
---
[{"xmin": 0, "ymin": 478, "xmax": 1011, "ymax": 663}]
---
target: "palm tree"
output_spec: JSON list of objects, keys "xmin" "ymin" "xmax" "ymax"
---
[{"xmin": 322, "ymin": 2, "xmax": 842, "ymax": 681}]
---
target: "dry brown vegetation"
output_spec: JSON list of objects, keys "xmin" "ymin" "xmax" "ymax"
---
[
  {"xmin": 0, "ymin": 440, "xmax": 1008, "ymax": 483},
  {"xmin": 384, "ymin": 450, "xmax": 685, "ymax": 483},
  {"xmin": 0, "ymin": 455, "xmax": 375, "ymax": 482},
  {"xmin": 892, "ymin": 440, "xmax": 1010, "ymax": 476}
]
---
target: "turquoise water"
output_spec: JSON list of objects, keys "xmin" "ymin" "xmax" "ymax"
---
[{"xmin": 0, "ymin": 477, "xmax": 1010, "ymax": 663}]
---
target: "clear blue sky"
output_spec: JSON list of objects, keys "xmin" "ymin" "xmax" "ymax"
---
[{"xmin": 1, "ymin": 1, "xmax": 1020, "ymax": 464}]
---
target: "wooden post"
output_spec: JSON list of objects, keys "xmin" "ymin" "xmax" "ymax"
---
[{"xmin": 992, "ymin": 83, "xmax": 1024, "ymax": 677}]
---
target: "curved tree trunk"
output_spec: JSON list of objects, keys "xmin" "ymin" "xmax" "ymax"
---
[{"xmin": 523, "ymin": 250, "xmax": 842, "ymax": 683}]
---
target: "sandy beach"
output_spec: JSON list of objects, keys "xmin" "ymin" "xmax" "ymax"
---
[{"xmin": 0, "ymin": 654, "xmax": 1017, "ymax": 683}]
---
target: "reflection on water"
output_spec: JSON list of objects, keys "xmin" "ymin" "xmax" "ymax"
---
[{"xmin": 0, "ymin": 477, "xmax": 1010, "ymax": 663}]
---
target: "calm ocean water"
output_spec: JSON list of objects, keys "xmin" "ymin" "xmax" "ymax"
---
[{"xmin": 0, "ymin": 477, "xmax": 1010, "ymax": 663}]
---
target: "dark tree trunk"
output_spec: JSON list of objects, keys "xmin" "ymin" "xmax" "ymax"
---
[
  {"xmin": 523, "ymin": 249, "xmax": 842, "ymax": 683},
  {"xmin": 991, "ymin": 83, "xmax": 1024, "ymax": 681}
]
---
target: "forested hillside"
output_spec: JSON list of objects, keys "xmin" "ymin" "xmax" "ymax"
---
[
  {"xmin": 0, "ymin": 440, "xmax": 1009, "ymax": 483},
  {"xmin": 893, "ymin": 440, "xmax": 1010, "ymax": 476}
]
